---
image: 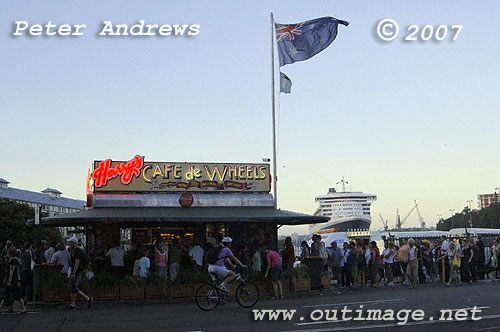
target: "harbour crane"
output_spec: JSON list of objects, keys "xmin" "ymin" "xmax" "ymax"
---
[
  {"xmin": 379, "ymin": 213, "xmax": 388, "ymax": 231},
  {"xmin": 396, "ymin": 202, "xmax": 419, "ymax": 230},
  {"xmin": 414, "ymin": 200, "xmax": 426, "ymax": 229}
]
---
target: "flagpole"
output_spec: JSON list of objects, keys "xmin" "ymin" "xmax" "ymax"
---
[{"xmin": 270, "ymin": 12, "xmax": 278, "ymax": 209}]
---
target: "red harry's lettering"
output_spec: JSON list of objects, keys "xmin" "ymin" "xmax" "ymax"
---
[{"xmin": 92, "ymin": 155, "xmax": 144, "ymax": 187}]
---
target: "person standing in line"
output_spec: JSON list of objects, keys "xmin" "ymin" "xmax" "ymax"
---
[
  {"xmin": 369, "ymin": 241, "xmax": 381, "ymax": 288},
  {"xmin": 447, "ymin": 242, "xmax": 462, "ymax": 286},
  {"xmin": 50, "ymin": 243, "xmax": 70, "ymax": 276},
  {"xmin": 381, "ymin": 242, "xmax": 395, "ymax": 286},
  {"xmin": 421, "ymin": 240, "xmax": 433, "ymax": 283},
  {"xmin": 67, "ymin": 237, "xmax": 92, "ymax": 310},
  {"xmin": 341, "ymin": 242, "xmax": 351, "ymax": 287},
  {"xmin": 155, "ymin": 244, "xmax": 168, "ymax": 278},
  {"xmin": 188, "ymin": 241, "xmax": 204, "ymax": 272},
  {"xmin": 469, "ymin": 239, "xmax": 480, "ymax": 282},
  {"xmin": 1, "ymin": 240, "xmax": 13, "ymax": 264},
  {"xmin": 263, "ymin": 246, "xmax": 283, "ymax": 300},
  {"xmin": 281, "ymin": 237, "xmax": 295, "ymax": 275},
  {"xmin": 348, "ymin": 242, "xmax": 359, "ymax": 288},
  {"xmin": 476, "ymin": 236, "xmax": 485, "ymax": 279},
  {"xmin": 439, "ymin": 236, "xmax": 451, "ymax": 283},
  {"xmin": 138, "ymin": 250, "xmax": 150, "ymax": 279},
  {"xmin": 300, "ymin": 241, "xmax": 310, "ymax": 262},
  {"xmin": 106, "ymin": 242, "xmax": 125, "ymax": 280},
  {"xmin": 20, "ymin": 243, "xmax": 34, "ymax": 302},
  {"xmin": 0, "ymin": 248, "xmax": 27, "ymax": 313},
  {"xmin": 44, "ymin": 242, "xmax": 57, "ymax": 264},
  {"xmin": 364, "ymin": 243, "xmax": 371, "ymax": 286},
  {"xmin": 491, "ymin": 239, "xmax": 499, "ymax": 279},
  {"xmin": 169, "ymin": 239, "xmax": 182, "ymax": 281},
  {"xmin": 461, "ymin": 240, "xmax": 473, "ymax": 284},
  {"xmin": 35, "ymin": 240, "xmax": 47, "ymax": 264},
  {"xmin": 398, "ymin": 239, "xmax": 410, "ymax": 285},
  {"xmin": 329, "ymin": 242, "xmax": 343, "ymax": 285},
  {"xmin": 356, "ymin": 241, "xmax": 365, "ymax": 287},
  {"xmin": 406, "ymin": 239, "xmax": 419, "ymax": 289},
  {"xmin": 310, "ymin": 235, "xmax": 321, "ymax": 257}
]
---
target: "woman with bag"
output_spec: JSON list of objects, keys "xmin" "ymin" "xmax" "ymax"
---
[
  {"xmin": 0, "ymin": 248, "xmax": 27, "ymax": 313},
  {"xmin": 446, "ymin": 242, "xmax": 462, "ymax": 286},
  {"xmin": 491, "ymin": 239, "xmax": 499, "ymax": 279}
]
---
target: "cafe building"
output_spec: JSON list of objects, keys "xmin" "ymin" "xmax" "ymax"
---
[{"xmin": 35, "ymin": 155, "xmax": 327, "ymax": 252}]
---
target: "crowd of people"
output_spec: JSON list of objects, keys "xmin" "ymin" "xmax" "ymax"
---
[
  {"xmin": 1, "ymin": 233, "xmax": 499, "ymax": 312},
  {"xmin": 298, "ymin": 234, "xmax": 500, "ymax": 289}
]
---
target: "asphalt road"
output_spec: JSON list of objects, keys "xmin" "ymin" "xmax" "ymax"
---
[{"xmin": 2, "ymin": 281, "xmax": 500, "ymax": 332}]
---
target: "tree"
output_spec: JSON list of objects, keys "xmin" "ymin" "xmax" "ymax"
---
[
  {"xmin": 0, "ymin": 199, "xmax": 61, "ymax": 246},
  {"xmin": 436, "ymin": 203, "xmax": 500, "ymax": 231}
]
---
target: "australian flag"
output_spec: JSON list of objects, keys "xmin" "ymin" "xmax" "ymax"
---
[{"xmin": 275, "ymin": 16, "xmax": 348, "ymax": 67}]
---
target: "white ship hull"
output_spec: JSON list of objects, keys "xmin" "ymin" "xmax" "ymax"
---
[{"xmin": 311, "ymin": 184, "xmax": 376, "ymax": 234}]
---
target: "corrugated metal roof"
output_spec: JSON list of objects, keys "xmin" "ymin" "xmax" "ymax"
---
[
  {"xmin": 0, "ymin": 186, "xmax": 85, "ymax": 209},
  {"xmin": 30, "ymin": 206, "xmax": 328, "ymax": 226}
]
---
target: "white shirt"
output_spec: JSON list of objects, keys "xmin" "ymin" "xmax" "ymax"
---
[
  {"xmin": 44, "ymin": 247, "xmax": 55, "ymax": 262},
  {"xmin": 409, "ymin": 246, "xmax": 417, "ymax": 261},
  {"xmin": 382, "ymin": 248, "xmax": 394, "ymax": 264},
  {"xmin": 50, "ymin": 249, "xmax": 69, "ymax": 274},
  {"xmin": 189, "ymin": 245, "xmax": 204, "ymax": 266},
  {"xmin": 365, "ymin": 249, "xmax": 371, "ymax": 266},
  {"xmin": 106, "ymin": 247, "xmax": 125, "ymax": 267},
  {"xmin": 138, "ymin": 256, "xmax": 150, "ymax": 278},
  {"xmin": 342, "ymin": 249, "xmax": 350, "ymax": 264},
  {"xmin": 441, "ymin": 240, "xmax": 450, "ymax": 254}
]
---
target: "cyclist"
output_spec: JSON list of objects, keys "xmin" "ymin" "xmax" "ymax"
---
[{"xmin": 207, "ymin": 237, "xmax": 246, "ymax": 292}]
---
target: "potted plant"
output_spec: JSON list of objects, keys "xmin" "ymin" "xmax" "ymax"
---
[
  {"xmin": 321, "ymin": 271, "xmax": 331, "ymax": 289},
  {"xmin": 289, "ymin": 265, "xmax": 311, "ymax": 292},
  {"xmin": 119, "ymin": 275, "xmax": 145, "ymax": 300},
  {"xmin": 169, "ymin": 265, "xmax": 196, "ymax": 298},
  {"xmin": 145, "ymin": 274, "xmax": 169, "ymax": 300},
  {"xmin": 43, "ymin": 271, "xmax": 70, "ymax": 302},
  {"xmin": 86, "ymin": 272, "xmax": 119, "ymax": 301}
]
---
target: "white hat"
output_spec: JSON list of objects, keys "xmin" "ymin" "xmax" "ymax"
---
[
  {"xmin": 222, "ymin": 237, "xmax": 232, "ymax": 243},
  {"xmin": 68, "ymin": 237, "xmax": 78, "ymax": 244}
]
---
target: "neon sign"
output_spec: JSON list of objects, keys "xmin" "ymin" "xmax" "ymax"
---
[
  {"xmin": 92, "ymin": 155, "xmax": 144, "ymax": 187},
  {"xmin": 91, "ymin": 155, "xmax": 270, "ymax": 193}
]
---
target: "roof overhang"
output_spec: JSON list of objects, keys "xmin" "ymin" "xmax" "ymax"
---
[{"xmin": 29, "ymin": 207, "xmax": 329, "ymax": 227}]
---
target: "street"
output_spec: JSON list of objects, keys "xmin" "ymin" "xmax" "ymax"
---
[{"xmin": 2, "ymin": 281, "xmax": 500, "ymax": 332}]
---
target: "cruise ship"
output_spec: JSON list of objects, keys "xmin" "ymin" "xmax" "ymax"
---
[{"xmin": 310, "ymin": 180, "xmax": 377, "ymax": 233}]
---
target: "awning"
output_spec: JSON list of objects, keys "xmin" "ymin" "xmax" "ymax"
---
[{"xmin": 29, "ymin": 206, "xmax": 328, "ymax": 227}]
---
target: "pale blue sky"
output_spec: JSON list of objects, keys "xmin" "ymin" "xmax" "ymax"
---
[{"xmin": 1, "ymin": 1, "xmax": 499, "ymax": 234}]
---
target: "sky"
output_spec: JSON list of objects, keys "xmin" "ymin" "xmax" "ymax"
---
[{"xmin": 1, "ymin": 1, "xmax": 499, "ymax": 235}]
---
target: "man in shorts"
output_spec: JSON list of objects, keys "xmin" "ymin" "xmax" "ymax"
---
[
  {"xmin": 263, "ymin": 246, "xmax": 283, "ymax": 299},
  {"xmin": 67, "ymin": 237, "xmax": 92, "ymax": 310},
  {"xmin": 207, "ymin": 237, "xmax": 245, "ymax": 292}
]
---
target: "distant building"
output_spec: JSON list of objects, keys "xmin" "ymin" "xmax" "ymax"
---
[
  {"xmin": 0, "ymin": 178, "xmax": 85, "ymax": 216},
  {"xmin": 477, "ymin": 192, "xmax": 499, "ymax": 209},
  {"xmin": 0, "ymin": 178, "xmax": 85, "ymax": 240}
]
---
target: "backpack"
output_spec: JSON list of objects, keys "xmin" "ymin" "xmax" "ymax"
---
[{"xmin": 206, "ymin": 246, "xmax": 223, "ymax": 265}]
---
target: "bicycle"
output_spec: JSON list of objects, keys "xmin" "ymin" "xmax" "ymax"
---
[{"xmin": 195, "ymin": 266, "xmax": 259, "ymax": 311}]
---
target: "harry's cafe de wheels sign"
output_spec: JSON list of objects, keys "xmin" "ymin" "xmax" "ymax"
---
[{"xmin": 87, "ymin": 155, "xmax": 271, "ymax": 196}]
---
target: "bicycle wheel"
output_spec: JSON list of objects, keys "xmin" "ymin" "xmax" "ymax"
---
[
  {"xmin": 235, "ymin": 281, "xmax": 259, "ymax": 308},
  {"xmin": 195, "ymin": 283, "xmax": 221, "ymax": 311}
]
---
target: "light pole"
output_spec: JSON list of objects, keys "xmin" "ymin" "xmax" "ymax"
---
[
  {"xmin": 449, "ymin": 208, "xmax": 455, "ymax": 229},
  {"xmin": 467, "ymin": 200, "xmax": 473, "ymax": 228}
]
